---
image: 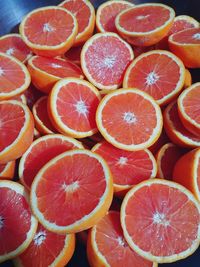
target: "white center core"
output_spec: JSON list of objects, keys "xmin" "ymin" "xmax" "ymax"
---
[
  {"xmin": 153, "ymin": 212, "xmax": 170, "ymax": 227},
  {"xmin": 0, "ymin": 216, "xmax": 4, "ymax": 229},
  {"xmin": 193, "ymin": 33, "xmax": 200, "ymax": 40},
  {"xmin": 62, "ymin": 181, "xmax": 79, "ymax": 193},
  {"xmin": 74, "ymin": 100, "xmax": 88, "ymax": 116},
  {"xmin": 117, "ymin": 236, "xmax": 126, "ymax": 247},
  {"xmin": 43, "ymin": 23, "xmax": 54, "ymax": 33},
  {"xmin": 123, "ymin": 112, "xmax": 137, "ymax": 124},
  {"xmin": 51, "ymin": 63, "xmax": 62, "ymax": 68},
  {"xmin": 6, "ymin": 48, "xmax": 15, "ymax": 56},
  {"xmin": 0, "ymin": 67, "xmax": 4, "ymax": 76},
  {"xmin": 136, "ymin": 15, "xmax": 150, "ymax": 20},
  {"xmin": 117, "ymin": 156, "xmax": 128, "ymax": 166},
  {"xmin": 104, "ymin": 56, "xmax": 116, "ymax": 68},
  {"xmin": 146, "ymin": 71, "xmax": 159, "ymax": 86},
  {"xmin": 34, "ymin": 231, "xmax": 46, "ymax": 246}
]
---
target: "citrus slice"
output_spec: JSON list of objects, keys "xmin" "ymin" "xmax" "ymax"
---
[
  {"xmin": 64, "ymin": 45, "xmax": 82, "ymax": 65},
  {"xmin": 169, "ymin": 28, "xmax": 200, "ymax": 68},
  {"xmin": 24, "ymin": 84, "xmax": 43, "ymax": 109},
  {"xmin": 0, "ymin": 181, "xmax": 38, "ymax": 263},
  {"xmin": 123, "ymin": 50, "xmax": 185, "ymax": 106},
  {"xmin": 156, "ymin": 142, "xmax": 185, "ymax": 180},
  {"xmin": 31, "ymin": 149, "xmax": 113, "ymax": 233},
  {"xmin": 0, "ymin": 52, "xmax": 31, "ymax": 100},
  {"xmin": 115, "ymin": 3, "xmax": 175, "ymax": 46},
  {"xmin": 178, "ymin": 82, "xmax": 200, "ymax": 136},
  {"xmin": 12, "ymin": 94, "xmax": 27, "ymax": 105},
  {"xmin": 19, "ymin": 6, "xmax": 78, "ymax": 57},
  {"xmin": 59, "ymin": 0, "xmax": 95, "ymax": 46},
  {"xmin": 96, "ymin": 0, "xmax": 134, "ymax": 33},
  {"xmin": 33, "ymin": 96, "xmax": 57, "ymax": 135},
  {"xmin": 28, "ymin": 55, "xmax": 84, "ymax": 94},
  {"xmin": 133, "ymin": 45, "xmax": 155, "ymax": 58},
  {"xmin": 19, "ymin": 134, "xmax": 83, "ymax": 190},
  {"xmin": 121, "ymin": 179, "xmax": 200, "ymax": 263},
  {"xmin": 0, "ymin": 100, "xmax": 34, "ymax": 164},
  {"xmin": 34, "ymin": 128, "xmax": 41, "ymax": 140},
  {"xmin": 48, "ymin": 78, "xmax": 101, "ymax": 138},
  {"xmin": 184, "ymin": 68, "xmax": 192, "ymax": 89},
  {"xmin": 0, "ymin": 34, "xmax": 32, "ymax": 63},
  {"xmin": 14, "ymin": 223, "xmax": 75, "ymax": 267},
  {"xmin": 87, "ymin": 211, "xmax": 158, "ymax": 267},
  {"xmin": 96, "ymin": 89, "xmax": 163, "ymax": 151},
  {"xmin": 163, "ymin": 101, "xmax": 200, "ymax": 148},
  {"xmin": 173, "ymin": 148, "xmax": 200, "ymax": 202},
  {"xmin": 81, "ymin": 32, "xmax": 134, "ymax": 90},
  {"xmin": 0, "ymin": 161, "xmax": 15, "ymax": 180},
  {"xmin": 92, "ymin": 141, "xmax": 157, "ymax": 195}
]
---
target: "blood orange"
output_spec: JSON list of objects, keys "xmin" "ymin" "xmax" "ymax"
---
[
  {"xmin": 0, "ymin": 161, "xmax": 15, "ymax": 180},
  {"xmin": 64, "ymin": 45, "xmax": 82, "ymax": 65},
  {"xmin": 184, "ymin": 68, "xmax": 192, "ymax": 88}
]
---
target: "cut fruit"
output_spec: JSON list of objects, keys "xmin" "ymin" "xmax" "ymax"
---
[
  {"xmin": 163, "ymin": 101, "xmax": 200, "ymax": 148},
  {"xmin": 19, "ymin": 134, "xmax": 83, "ymax": 190},
  {"xmin": 19, "ymin": 6, "xmax": 78, "ymax": 57},
  {"xmin": 12, "ymin": 94, "xmax": 27, "ymax": 105},
  {"xmin": 92, "ymin": 141, "xmax": 157, "ymax": 195},
  {"xmin": 0, "ymin": 181, "xmax": 37, "ymax": 263},
  {"xmin": 28, "ymin": 55, "xmax": 84, "ymax": 94},
  {"xmin": 0, "ymin": 100, "xmax": 34, "ymax": 164},
  {"xmin": 178, "ymin": 82, "xmax": 200, "ymax": 136},
  {"xmin": 123, "ymin": 50, "xmax": 185, "ymax": 106},
  {"xmin": 87, "ymin": 211, "xmax": 157, "ymax": 267},
  {"xmin": 133, "ymin": 45, "xmax": 155, "ymax": 58},
  {"xmin": 64, "ymin": 46, "xmax": 82, "ymax": 65},
  {"xmin": 81, "ymin": 32, "xmax": 134, "ymax": 90},
  {"xmin": 184, "ymin": 68, "xmax": 192, "ymax": 89},
  {"xmin": 96, "ymin": 89, "xmax": 163, "ymax": 151},
  {"xmin": 0, "ymin": 52, "xmax": 31, "ymax": 100},
  {"xmin": 149, "ymin": 129, "xmax": 169, "ymax": 155},
  {"xmin": 0, "ymin": 34, "xmax": 32, "ymax": 63},
  {"xmin": 24, "ymin": 84, "xmax": 43, "ymax": 109},
  {"xmin": 48, "ymin": 78, "xmax": 101, "ymax": 138},
  {"xmin": 169, "ymin": 28, "xmax": 200, "ymax": 68},
  {"xmin": 121, "ymin": 179, "xmax": 200, "ymax": 263},
  {"xmin": 173, "ymin": 148, "xmax": 200, "ymax": 202},
  {"xmin": 0, "ymin": 161, "xmax": 15, "ymax": 180},
  {"xmin": 115, "ymin": 3, "xmax": 175, "ymax": 46},
  {"xmin": 59, "ymin": 0, "xmax": 95, "ymax": 46},
  {"xmin": 156, "ymin": 142, "xmax": 185, "ymax": 180},
  {"xmin": 96, "ymin": 0, "xmax": 134, "ymax": 33},
  {"xmin": 34, "ymin": 128, "xmax": 41, "ymax": 139},
  {"xmin": 33, "ymin": 96, "xmax": 57, "ymax": 135},
  {"xmin": 30, "ymin": 149, "xmax": 113, "ymax": 233},
  {"xmin": 14, "ymin": 224, "xmax": 75, "ymax": 267}
]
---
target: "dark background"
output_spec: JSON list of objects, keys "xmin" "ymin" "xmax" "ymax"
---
[{"xmin": 0, "ymin": 0, "xmax": 199, "ymax": 266}]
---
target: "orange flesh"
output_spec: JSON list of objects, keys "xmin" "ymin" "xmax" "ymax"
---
[
  {"xmin": 182, "ymin": 85, "xmax": 200, "ymax": 124},
  {"xmin": 95, "ymin": 212, "xmax": 153, "ymax": 266},
  {"xmin": 99, "ymin": 2, "xmax": 133, "ymax": 33},
  {"xmin": 32, "ymin": 56, "xmax": 83, "ymax": 78},
  {"xmin": 168, "ymin": 19, "xmax": 198, "ymax": 35},
  {"xmin": 35, "ymin": 153, "xmax": 107, "ymax": 226},
  {"xmin": 17, "ymin": 223, "xmax": 66, "ymax": 266},
  {"xmin": 0, "ymin": 164, "xmax": 7, "ymax": 173},
  {"xmin": 0, "ymin": 187, "xmax": 32, "ymax": 255},
  {"xmin": 24, "ymin": 9, "xmax": 75, "ymax": 46},
  {"xmin": 198, "ymin": 158, "xmax": 200, "ymax": 194},
  {"xmin": 126, "ymin": 53, "xmax": 182, "ymax": 101},
  {"xmin": 94, "ymin": 141, "xmax": 154, "ymax": 186},
  {"xmin": 60, "ymin": 0, "xmax": 91, "ymax": 35},
  {"xmin": 84, "ymin": 36, "xmax": 132, "ymax": 86},
  {"xmin": 101, "ymin": 93, "xmax": 158, "ymax": 145},
  {"xmin": 124, "ymin": 183, "xmax": 200, "ymax": 256},
  {"xmin": 0, "ymin": 35, "xmax": 31, "ymax": 62},
  {"xmin": 0, "ymin": 55, "xmax": 26, "ymax": 93},
  {"xmin": 119, "ymin": 6, "xmax": 170, "ymax": 33},
  {"xmin": 172, "ymin": 28, "xmax": 200, "ymax": 44},
  {"xmin": 0, "ymin": 102, "xmax": 25, "ymax": 152},
  {"xmin": 56, "ymin": 82, "xmax": 100, "ymax": 132}
]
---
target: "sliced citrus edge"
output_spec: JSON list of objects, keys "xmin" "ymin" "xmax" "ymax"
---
[
  {"xmin": 174, "ymin": 15, "xmax": 199, "ymax": 27},
  {"xmin": 92, "ymin": 143, "xmax": 157, "ymax": 192},
  {"xmin": 168, "ymin": 28, "xmax": 200, "ymax": 47},
  {"xmin": 59, "ymin": 0, "xmax": 96, "ymax": 46},
  {"xmin": 123, "ymin": 50, "xmax": 185, "ymax": 106},
  {"xmin": 163, "ymin": 101, "xmax": 200, "ymax": 147},
  {"xmin": 96, "ymin": 0, "xmax": 134, "ymax": 33},
  {"xmin": 14, "ymin": 233, "xmax": 75, "ymax": 267},
  {"xmin": 0, "ymin": 161, "xmax": 15, "ymax": 179},
  {"xmin": 120, "ymin": 178, "xmax": 200, "ymax": 263},
  {"xmin": 18, "ymin": 134, "xmax": 84, "ymax": 190},
  {"xmin": 81, "ymin": 32, "xmax": 134, "ymax": 90},
  {"xmin": 48, "ymin": 78, "xmax": 101, "ymax": 138},
  {"xmin": 0, "ymin": 180, "xmax": 38, "ymax": 263},
  {"xmin": 0, "ymin": 52, "xmax": 31, "ymax": 99},
  {"xmin": 177, "ymin": 82, "xmax": 200, "ymax": 133},
  {"xmin": 96, "ymin": 88, "xmax": 163, "ymax": 151},
  {"xmin": 19, "ymin": 6, "xmax": 78, "ymax": 51},
  {"xmin": 0, "ymin": 100, "xmax": 34, "ymax": 164},
  {"xmin": 30, "ymin": 149, "xmax": 113, "ymax": 233},
  {"xmin": 184, "ymin": 69, "xmax": 192, "ymax": 88},
  {"xmin": 115, "ymin": 3, "xmax": 175, "ymax": 37}
]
